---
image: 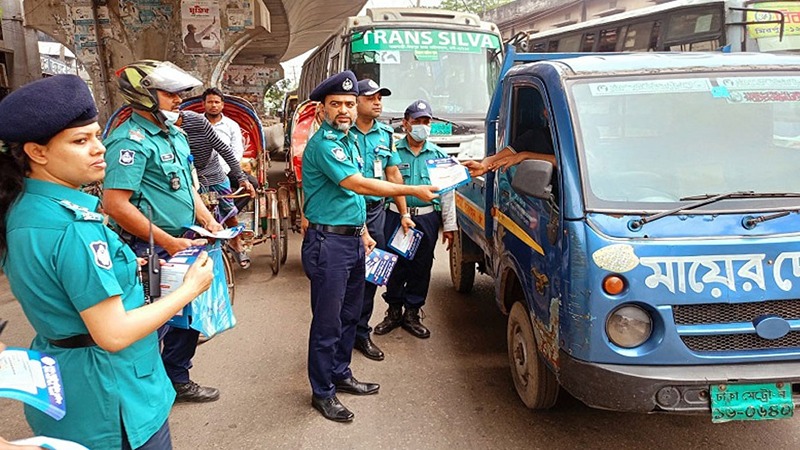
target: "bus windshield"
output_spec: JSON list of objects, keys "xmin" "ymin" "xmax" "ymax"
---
[
  {"xmin": 570, "ymin": 71, "xmax": 800, "ymax": 210},
  {"xmin": 349, "ymin": 29, "xmax": 502, "ymax": 118}
]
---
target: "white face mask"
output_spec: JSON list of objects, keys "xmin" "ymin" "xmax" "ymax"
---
[
  {"xmin": 409, "ymin": 124, "xmax": 431, "ymax": 142},
  {"xmin": 161, "ymin": 109, "xmax": 180, "ymax": 126}
]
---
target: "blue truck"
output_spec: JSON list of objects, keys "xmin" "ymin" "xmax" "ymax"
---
[{"xmin": 452, "ymin": 46, "xmax": 800, "ymax": 421}]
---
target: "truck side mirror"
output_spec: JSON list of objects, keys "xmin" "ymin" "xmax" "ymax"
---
[{"xmin": 511, "ymin": 160, "xmax": 553, "ymax": 199}]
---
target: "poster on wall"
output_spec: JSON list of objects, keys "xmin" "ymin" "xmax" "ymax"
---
[
  {"xmin": 119, "ymin": 0, "xmax": 173, "ymax": 31},
  {"xmin": 225, "ymin": 0, "xmax": 254, "ymax": 32},
  {"xmin": 222, "ymin": 65, "xmax": 282, "ymax": 93},
  {"xmin": 181, "ymin": 0, "xmax": 222, "ymax": 55}
]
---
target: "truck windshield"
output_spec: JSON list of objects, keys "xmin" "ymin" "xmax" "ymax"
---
[
  {"xmin": 570, "ymin": 72, "xmax": 800, "ymax": 210},
  {"xmin": 349, "ymin": 29, "xmax": 501, "ymax": 118}
]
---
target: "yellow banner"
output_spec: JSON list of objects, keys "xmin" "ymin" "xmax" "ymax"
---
[{"xmin": 748, "ymin": 2, "xmax": 800, "ymax": 38}]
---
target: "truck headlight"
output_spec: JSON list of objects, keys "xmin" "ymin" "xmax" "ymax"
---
[
  {"xmin": 606, "ymin": 305, "xmax": 652, "ymax": 348},
  {"xmin": 456, "ymin": 135, "xmax": 485, "ymax": 161}
]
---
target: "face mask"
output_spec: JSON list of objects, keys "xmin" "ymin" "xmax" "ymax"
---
[
  {"xmin": 161, "ymin": 109, "xmax": 180, "ymax": 126},
  {"xmin": 409, "ymin": 124, "xmax": 431, "ymax": 142}
]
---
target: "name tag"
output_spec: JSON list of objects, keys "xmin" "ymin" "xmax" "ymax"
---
[
  {"xmin": 373, "ymin": 160, "xmax": 383, "ymax": 179},
  {"xmin": 160, "ymin": 153, "xmax": 175, "ymax": 162},
  {"xmin": 398, "ymin": 163, "xmax": 411, "ymax": 170}
]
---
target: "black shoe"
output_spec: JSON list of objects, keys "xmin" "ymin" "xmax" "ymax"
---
[
  {"xmin": 354, "ymin": 336, "xmax": 385, "ymax": 361},
  {"xmin": 312, "ymin": 395, "xmax": 354, "ymax": 422},
  {"xmin": 334, "ymin": 376, "xmax": 380, "ymax": 395},
  {"xmin": 173, "ymin": 381, "xmax": 220, "ymax": 403},
  {"xmin": 373, "ymin": 305, "xmax": 403, "ymax": 335},
  {"xmin": 402, "ymin": 307, "xmax": 430, "ymax": 339}
]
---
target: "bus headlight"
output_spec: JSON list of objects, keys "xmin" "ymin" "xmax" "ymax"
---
[
  {"xmin": 606, "ymin": 305, "xmax": 652, "ymax": 348},
  {"xmin": 456, "ymin": 135, "xmax": 485, "ymax": 161}
]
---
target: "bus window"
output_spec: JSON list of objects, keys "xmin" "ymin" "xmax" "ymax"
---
[
  {"xmin": 665, "ymin": 8, "xmax": 722, "ymax": 43},
  {"xmin": 650, "ymin": 21, "xmax": 661, "ymax": 51},
  {"xmin": 531, "ymin": 41, "xmax": 547, "ymax": 52},
  {"xmin": 581, "ymin": 32, "xmax": 596, "ymax": 52},
  {"xmin": 597, "ymin": 28, "xmax": 620, "ymax": 52},
  {"xmin": 548, "ymin": 40, "xmax": 559, "ymax": 52},
  {"xmin": 559, "ymin": 34, "xmax": 581, "ymax": 52},
  {"xmin": 622, "ymin": 22, "xmax": 654, "ymax": 51},
  {"xmin": 669, "ymin": 39, "xmax": 720, "ymax": 51}
]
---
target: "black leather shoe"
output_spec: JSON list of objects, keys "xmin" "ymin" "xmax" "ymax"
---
[
  {"xmin": 354, "ymin": 336, "xmax": 384, "ymax": 361},
  {"xmin": 173, "ymin": 381, "xmax": 220, "ymax": 403},
  {"xmin": 334, "ymin": 376, "xmax": 380, "ymax": 395},
  {"xmin": 312, "ymin": 395, "xmax": 354, "ymax": 422},
  {"xmin": 402, "ymin": 307, "xmax": 430, "ymax": 339},
  {"xmin": 373, "ymin": 305, "xmax": 403, "ymax": 335}
]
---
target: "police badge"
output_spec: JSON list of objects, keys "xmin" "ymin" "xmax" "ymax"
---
[
  {"xmin": 90, "ymin": 241, "xmax": 113, "ymax": 269},
  {"xmin": 332, "ymin": 147, "xmax": 347, "ymax": 162},
  {"xmin": 119, "ymin": 149, "xmax": 135, "ymax": 166}
]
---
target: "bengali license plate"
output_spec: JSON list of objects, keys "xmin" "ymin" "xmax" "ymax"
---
[{"xmin": 710, "ymin": 383, "xmax": 794, "ymax": 423}]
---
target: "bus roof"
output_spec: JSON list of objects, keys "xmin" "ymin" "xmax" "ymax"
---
[
  {"xmin": 347, "ymin": 7, "xmax": 499, "ymax": 33},
  {"xmin": 527, "ymin": 0, "xmax": 737, "ymax": 40},
  {"xmin": 511, "ymin": 51, "xmax": 800, "ymax": 76}
]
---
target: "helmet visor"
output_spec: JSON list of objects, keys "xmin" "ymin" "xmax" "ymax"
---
[{"xmin": 141, "ymin": 61, "xmax": 202, "ymax": 93}]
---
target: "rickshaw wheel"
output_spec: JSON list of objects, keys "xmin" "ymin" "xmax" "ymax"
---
[
  {"xmin": 270, "ymin": 218, "xmax": 281, "ymax": 275},
  {"xmin": 280, "ymin": 217, "xmax": 290, "ymax": 265}
]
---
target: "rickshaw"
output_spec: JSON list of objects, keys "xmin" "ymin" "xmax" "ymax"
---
[{"xmin": 284, "ymin": 99, "xmax": 319, "ymax": 231}]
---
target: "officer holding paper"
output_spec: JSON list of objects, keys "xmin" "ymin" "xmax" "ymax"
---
[{"xmin": 374, "ymin": 100, "xmax": 457, "ymax": 340}]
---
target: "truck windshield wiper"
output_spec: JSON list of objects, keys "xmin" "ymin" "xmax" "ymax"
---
[
  {"xmin": 628, "ymin": 191, "xmax": 753, "ymax": 231},
  {"xmin": 679, "ymin": 192, "xmax": 800, "ymax": 200},
  {"xmin": 742, "ymin": 211, "xmax": 793, "ymax": 229}
]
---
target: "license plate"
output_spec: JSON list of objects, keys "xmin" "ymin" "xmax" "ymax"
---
[
  {"xmin": 710, "ymin": 383, "xmax": 794, "ymax": 423},
  {"xmin": 431, "ymin": 123, "xmax": 452, "ymax": 136}
]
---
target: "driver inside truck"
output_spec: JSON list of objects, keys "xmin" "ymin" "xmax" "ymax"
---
[{"xmin": 464, "ymin": 97, "xmax": 554, "ymax": 177}]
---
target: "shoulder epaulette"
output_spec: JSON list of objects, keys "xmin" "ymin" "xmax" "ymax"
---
[{"xmin": 57, "ymin": 200, "xmax": 105, "ymax": 222}]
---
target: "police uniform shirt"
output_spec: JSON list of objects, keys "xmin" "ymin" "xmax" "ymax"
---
[
  {"xmin": 103, "ymin": 113, "xmax": 196, "ymax": 237},
  {"xmin": 352, "ymin": 121, "xmax": 400, "ymax": 203},
  {"xmin": 2, "ymin": 179, "xmax": 174, "ymax": 450},
  {"xmin": 391, "ymin": 137, "xmax": 449, "ymax": 208},
  {"xmin": 302, "ymin": 121, "xmax": 366, "ymax": 226}
]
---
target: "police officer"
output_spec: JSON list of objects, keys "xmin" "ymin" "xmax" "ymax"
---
[
  {"xmin": 374, "ymin": 100, "xmax": 457, "ymax": 339},
  {"xmin": 0, "ymin": 75, "xmax": 213, "ymax": 449},
  {"xmin": 350, "ymin": 79, "xmax": 415, "ymax": 362},
  {"xmin": 302, "ymin": 71, "xmax": 439, "ymax": 422},
  {"xmin": 103, "ymin": 60, "xmax": 223, "ymax": 403}
]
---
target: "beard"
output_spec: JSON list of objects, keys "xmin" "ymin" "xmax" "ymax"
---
[{"xmin": 324, "ymin": 116, "xmax": 351, "ymax": 132}]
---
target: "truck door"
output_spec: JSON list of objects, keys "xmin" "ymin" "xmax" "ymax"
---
[{"xmin": 495, "ymin": 77, "xmax": 563, "ymax": 341}]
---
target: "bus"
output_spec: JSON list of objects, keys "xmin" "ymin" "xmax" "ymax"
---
[
  {"xmin": 297, "ymin": 8, "xmax": 503, "ymax": 160},
  {"xmin": 525, "ymin": 0, "xmax": 800, "ymax": 54}
]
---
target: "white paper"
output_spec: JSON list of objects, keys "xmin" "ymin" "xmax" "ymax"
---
[
  {"xmin": 0, "ymin": 350, "xmax": 39, "ymax": 394},
  {"xmin": 426, "ymin": 157, "xmax": 470, "ymax": 193},
  {"xmin": 187, "ymin": 224, "xmax": 244, "ymax": 240}
]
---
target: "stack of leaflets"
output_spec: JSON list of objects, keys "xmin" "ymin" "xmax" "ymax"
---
[
  {"xmin": 365, "ymin": 248, "xmax": 399, "ymax": 286},
  {"xmin": 388, "ymin": 226, "xmax": 423, "ymax": 260},
  {"xmin": 426, "ymin": 157, "xmax": 471, "ymax": 193},
  {"xmin": 0, "ymin": 347, "xmax": 66, "ymax": 420}
]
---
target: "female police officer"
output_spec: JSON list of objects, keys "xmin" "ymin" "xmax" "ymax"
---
[{"xmin": 0, "ymin": 75, "xmax": 214, "ymax": 449}]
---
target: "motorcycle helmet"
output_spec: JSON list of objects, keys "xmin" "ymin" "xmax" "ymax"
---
[{"xmin": 115, "ymin": 60, "xmax": 202, "ymax": 126}]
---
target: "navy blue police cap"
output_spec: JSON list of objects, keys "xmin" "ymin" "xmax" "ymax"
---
[
  {"xmin": 404, "ymin": 99, "xmax": 433, "ymax": 120},
  {"xmin": 0, "ymin": 74, "xmax": 98, "ymax": 144},
  {"xmin": 357, "ymin": 79, "xmax": 391, "ymax": 97},
  {"xmin": 309, "ymin": 70, "xmax": 359, "ymax": 102}
]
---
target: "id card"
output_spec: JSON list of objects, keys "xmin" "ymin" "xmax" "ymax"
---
[{"xmin": 373, "ymin": 159, "xmax": 383, "ymax": 179}]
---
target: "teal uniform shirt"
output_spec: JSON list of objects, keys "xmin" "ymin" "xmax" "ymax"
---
[
  {"xmin": 352, "ymin": 121, "xmax": 400, "ymax": 203},
  {"xmin": 302, "ymin": 121, "xmax": 366, "ymax": 226},
  {"xmin": 2, "ymin": 179, "xmax": 174, "ymax": 450},
  {"xmin": 103, "ymin": 113, "xmax": 195, "ymax": 237},
  {"xmin": 392, "ymin": 137, "xmax": 449, "ymax": 208}
]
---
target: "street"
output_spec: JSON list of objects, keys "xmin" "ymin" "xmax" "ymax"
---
[{"xmin": 3, "ymin": 198, "xmax": 800, "ymax": 448}]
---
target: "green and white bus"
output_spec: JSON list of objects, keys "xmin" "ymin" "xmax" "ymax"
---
[
  {"xmin": 526, "ymin": 0, "xmax": 800, "ymax": 54},
  {"xmin": 298, "ymin": 8, "xmax": 503, "ymax": 160}
]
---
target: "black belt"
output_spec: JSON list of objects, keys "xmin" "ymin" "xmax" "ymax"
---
[
  {"xmin": 49, "ymin": 334, "xmax": 96, "ymax": 349},
  {"xmin": 366, "ymin": 200, "xmax": 384, "ymax": 211},
  {"xmin": 308, "ymin": 223, "xmax": 364, "ymax": 236}
]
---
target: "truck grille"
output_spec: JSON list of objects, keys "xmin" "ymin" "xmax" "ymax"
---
[
  {"xmin": 682, "ymin": 332, "xmax": 800, "ymax": 352},
  {"xmin": 673, "ymin": 299, "xmax": 800, "ymax": 325}
]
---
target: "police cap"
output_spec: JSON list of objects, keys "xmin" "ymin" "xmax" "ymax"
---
[
  {"xmin": 404, "ymin": 99, "xmax": 433, "ymax": 120},
  {"xmin": 309, "ymin": 71, "xmax": 358, "ymax": 102},
  {"xmin": 357, "ymin": 79, "xmax": 391, "ymax": 97},
  {"xmin": 0, "ymin": 75, "xmax": 98, "ymax": 144}
]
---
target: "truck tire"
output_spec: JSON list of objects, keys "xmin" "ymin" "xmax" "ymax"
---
[
  {"xmin": 450, "ymin": 229, "xmax": 476, "ymax": 293},
  {"xmin": 507, "ymin": 302, "xmax": 559, "ymax": 409}
]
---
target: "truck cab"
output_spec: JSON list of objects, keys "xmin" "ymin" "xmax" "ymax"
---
[{"xmin": 453, "ymin": 47, "xmax": 800, "ymax": 421}]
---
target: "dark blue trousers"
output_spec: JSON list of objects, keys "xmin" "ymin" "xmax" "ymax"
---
[
  {"xmin": 131, "ymin": 240, "xmax": 199, "ymax": 385},
  {"xmin": 357, "ymin": 203, "xmax": 387, "ymax": 340},
  {"xmin": 122, "ymin": 419, "xmax": 172, "ymax": 450},
  {"xmin": 383, "ymin": 210, "xmax": 441, "ymax": 308},
  {"xmin": 301, "ymin": 228, "xmax": 365, "ymax": 398}
]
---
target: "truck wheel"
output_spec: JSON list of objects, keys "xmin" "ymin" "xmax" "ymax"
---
[
  {"xmin": 507, "ymin": 302, "xmax": 559, "ymax": 409},
  {"xmin": 450, "ymin": 230, "xmax": 476, "ymax": 293}
]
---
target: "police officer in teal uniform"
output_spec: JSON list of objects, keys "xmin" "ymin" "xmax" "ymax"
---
[
  {"xmin": 374, "ymin": 100, "xmax": 457, "ymax": 339},
  {"xmin": 350, "ymin": 79, "xmax": 415, "ymax": 362},
  {"xmin": 302, "ymin": 71, "xmax": 439, "ymax": 422},
  {"xmin": 103, "ymin": 60, "xmax": 223, "ymax": 403},
  {"xmin": 0, "ymin": 75, "xmax": 213, "ymax": 449}
]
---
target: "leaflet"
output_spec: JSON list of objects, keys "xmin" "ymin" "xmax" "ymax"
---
[
  {"xmin": 365, "ymin": 248, "xmax": 399, "ymax": 286},
  {"xmin": 0, "ymin": 348, "xmax": 66, "ymax": 420},
  {"xmin": 186, "ymin": 224, "xmax": 244, "ymax": 240},
  {"xmin": 388, "ymin": 226, "xmax": 423, "ymax": 260},
  {"xmin": 426, "ymin": 157, "xmax": 471, "ymax": 194}
]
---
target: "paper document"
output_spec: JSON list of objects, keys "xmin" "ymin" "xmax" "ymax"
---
[
  {"xmin": 388, "ymin": 226, "xmax": 423, "ymax": 260},
  {"xmin": 187, "ymin": 224, "xmax": 244, "ymax": 240},
  {"xmin": 365, "ymin": 248, "xmax": 399, "ymax": 286},
  {"xmin": 426, "ymin": 157, "xmax": 471, "ymax": 193},
  {"xmin": 0, "ymin": 348, "xmax": 66, "ymax": 420}
]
